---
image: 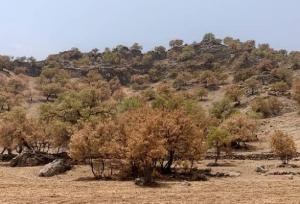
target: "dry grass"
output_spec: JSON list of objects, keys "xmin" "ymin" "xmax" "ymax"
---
[{"xmin": 0, "ymin": 160, "xmax": 300, "ymax": 204}]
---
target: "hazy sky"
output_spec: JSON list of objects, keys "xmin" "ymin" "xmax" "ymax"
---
[{"xmin": 0, "ymin": 0, "xmax": 300, "ymax": 59}]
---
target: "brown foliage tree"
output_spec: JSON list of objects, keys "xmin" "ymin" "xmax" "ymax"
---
[
  {"xmin": 222, "ymin": 114, "xmax": 258, "ymax": 148},
  {"xmin": 270, "ymin": 130, "xmax": 297, "ymax": 164}
]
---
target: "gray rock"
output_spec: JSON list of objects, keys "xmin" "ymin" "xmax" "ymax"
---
[
  {"xmin": 227, "ymin": 171, "xmax": 241, "ymax": 177},
  {"xmin": 10, "ymin": 152, "xmax": 54, "ymax": 167},
  {"xmin": 256, "ymin": 165, "xmax": 268, "ymax": 173},
  {"xmin": 39, "ymin": 159, "xmax": 72, "ymax": 177},
  {"xmin": 134, "ymin": 178, "xmax": 146, "ymax": 186}
]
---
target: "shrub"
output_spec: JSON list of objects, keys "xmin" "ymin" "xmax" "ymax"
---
[
  {"xmin": 251, "ymin": 97, "xmax": 283, "ymax": 118},
  {"xmin": 222, "ymin": 114, "xmax": 258, "ymax": 148},
  {"xmin": 122, "ymin": 107, "xmax": 206, "ymax": 179},
  {"xmin": 245, "ymin": 78, "xmax": 260, "ymax": 95},
  {"xmin": 233, "ymin": 69, "xmax": 255, "ymax": 82},
  {"xmin": 207, "ymin": 127, "xmax": 231, "ymax": 164},
  {"xmin": 117, "ymin": 97, "xmax": 142, "ymax": 113},
  {"xmin": 199, "ymin": 71, "xmax": 218, "ymax": 89},
  {"xmin": 197, "ymin": 88, "xmax": 208, "ymax": 101},
  {"xmin": 292, "ymin": 79, "xmax": 300, "ymax": 104},
  {"xmin": 177, "ymin": 46, "xmax": 196, "ymax": 61},
  {"xmin": 270, "ymin": 130, "xmax": 297, "ymax": 164},
  {"xmin": 69, "ymin": 120, "xmax": 124, "ymax": 179},
  {"xmin": 271, "ymin": 68, "xmax": 293, "ymax": 85},
  {"xmin": 131, "ymin": 74, "xmax": 150, "ymax": 85},
  {"xmin": 270, "ymin": 81, "xmax": 289, "ymax": 95},
  {"xmin": 109, "ymin": 77, "xmax": 121, "ymax": 93},
  {"xmin": 225, "ymin": 84, "xmax": 243, "ymax": 105},
  {"xmin": 173, "ymin": 75, "xmax": 187, "ymax": 90},
  {"xmin": 15, "ymin": 67, "xmax": 27, "ymax": 75},
  {"xmin": 172, "ymin": 73, "xmax": 192, "ymax": 90},
  {"xmin": 209, "ymin": 97, "xmax": 237, "ymax": 120},
  {"xmin": 112, "ymin": 89, "xmax": 126, "ymax": 102}
]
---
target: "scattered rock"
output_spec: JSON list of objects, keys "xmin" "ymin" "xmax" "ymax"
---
[
  {"xmin": 227, "ymin": 171, "xmax": 241, "ymax": 177},
  {"xmin": 182, "ymin": 181, "xmax": 191, "ymax": 186},
  {"xmin": 208, "ymin": 171, "xmax": 241, "ymax": 178},
  {"xmin": 134, "ymin": 178, "xmax": 149, "ymax": 186},
  {"xmin": 266, "ymin": 171, "xmax": 300, "ymax": 176},
  {"xmin": 10, "ymin": 152, "xmax": 70, "ymax": 167},
  {"xmin": 39, "ymin": 159, "xmax": 72, "ymax": 177},
  {"xmin": 191, "ymin": 173, "xmax": 208, "ymax": 181},
  {"xmin": 277, "ymin": 163, "xmax": 299, "ymax": 168},
  {"xmin": 288, "ymin": 175, "xmax": 294, "ymax": 180},
  {"xmin": 256, "ymin": 165, "xmax": 268, "ymax": 173},
  {"xmin": 209, "ymin": 172, "xmax": 226, "ymax": 177}
]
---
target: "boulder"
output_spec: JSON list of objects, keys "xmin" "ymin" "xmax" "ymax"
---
[
  {"xmin": 10, "ymin": 152, "xmax": 70, "ymax": 167},
  {"xmin": 39, "ymin": 159, "xmax": 72, "ymax": 177},
  {"xmin": 255, "ymin": 165, "xmax": 268, "ymax": 173}
]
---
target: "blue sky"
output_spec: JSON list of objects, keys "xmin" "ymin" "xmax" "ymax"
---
[{"xmin": 0, "ymin": 0, "xmax": 300, "ymax": 59}]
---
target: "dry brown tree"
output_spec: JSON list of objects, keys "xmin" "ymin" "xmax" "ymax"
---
[
  {"xmin": 270, "ymin": 130, "xmax": 297, "ymax": 164},
  {"xmin": 69, "ymin": 120, "xmax": 124, "ymax": 179},
  {"xmin": 222, "ymin": 114, "xmax": 258, "ymax": 148}
]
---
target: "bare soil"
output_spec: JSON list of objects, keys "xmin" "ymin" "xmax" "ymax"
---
[{"xmin": 0, "ymin": 160, "xmax": 300, "ymax": 204}]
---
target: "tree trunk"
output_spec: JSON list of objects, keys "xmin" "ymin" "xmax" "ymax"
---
[
  {"xmin": 0, "ymin": 148, "xmax": 6, "ymax": 155},
  {"xmin": 215, "ymin": 147, "xmax": 220, "ymax": 164},
  {"xmin": 143, "ymin": 166, "xmax": 154, "ymax": 185},
  {"xmin": 163, "ymin": 151, "xmax": 174, "ymax": 173}
]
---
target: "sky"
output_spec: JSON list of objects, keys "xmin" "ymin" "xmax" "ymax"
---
[{"xmin": 0, "ymin": 0, "xmax": 300, "ymax": 59}]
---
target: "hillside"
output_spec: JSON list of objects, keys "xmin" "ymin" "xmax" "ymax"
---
[{"xmin": 1, "ymin": 34, "xmax": 300, "ymax": 203}]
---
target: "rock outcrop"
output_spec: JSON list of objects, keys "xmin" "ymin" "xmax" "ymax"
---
[{"xmin": 10, "ymin": 152, "xmax": 70, "ymax": 167}]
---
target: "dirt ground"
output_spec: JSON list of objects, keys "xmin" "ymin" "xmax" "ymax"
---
[{"xmin": 0, "ymin": 160, "xmax": 300, "ymax": 204}]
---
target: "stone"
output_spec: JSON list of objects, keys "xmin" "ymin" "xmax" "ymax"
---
[
  {"xmin": 10, "ymin": 152, "xmax": 54, "ymax": 167},
  {"xmin": 10, "ymin": 152, "xmax": 70, "ymax": 167},
  {"xmin": 182, "ymin": 181, "xmax": 191, "ymax": 186},
  {"xmin": 256, "ymin": 165, "xmax": 268, "ymax": 173},
  {"xmin": 134, "ymin": 178, "xmax": 146, "ymax": 186},
  {"xmin": 39, "ymin": 159, "xmax": 72, "ymax": 177},
  {"xmin": 227, "ymin": 171, "xmax": 241, "ymax": 177}
]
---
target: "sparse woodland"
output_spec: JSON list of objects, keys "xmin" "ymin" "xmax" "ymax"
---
[{"xmin": 1, "ymin": 33, "xmax": 300, "ymax": 186}]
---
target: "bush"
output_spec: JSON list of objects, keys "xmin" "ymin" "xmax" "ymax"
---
[
  {"xmin": 209, "ymin": 97, "xmax": 237, "ymax": 120},
  {"xmin": 222, "ymin": 114, "xmax": 258, "ymax": 148},
  {"xmin": 199, "ymin": 71, "xmax": 218, "ymax": 89},
  {"xmin": 117, "ymin": 97, "xmax": 142, "ymax": 113},
  {"xmin": 207, "ymin": 127, "xmax": 231, "ymax": 164},
  {"xmin": 271, "ymin": 68, "xmax": 293, "ymax": 85},
  {"xmin": 269, "ymin": 81, "xmax": 289, "ymax": 95},
  {"xmin": 69, "ymin": 120, "xmax": 124, "ymax": 179},
  {"xmin": 292, "ymin": 79, "xmax": 300, "ymax": 104},
  {"xmin": 233, "ymin": 69, "xmax": 255, "ymax": 82},
  {"xmin": 225, "ymin": 85, "xmax": 243, "ymax": 105},
  {"xmin": 131, "ymin": 74, "xmax": 150, "ymax": 85},
  {"xmin": 172, "ymin": 73, "xmax": 192, "ymax": 90},
  {"xmin": 245, "ymin": 78, "xmax": 260, "ymax": 95},
  {"xmin": 197, "ymin": 88, "xmax": 208, "ymax": 101},
  {"xmin": 251, "ymin": 97, "xmax": 283, "ymax": 118},
  {"xmin": 270, "ymin": 130, "xmax": 297, "ymax": 164}
]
